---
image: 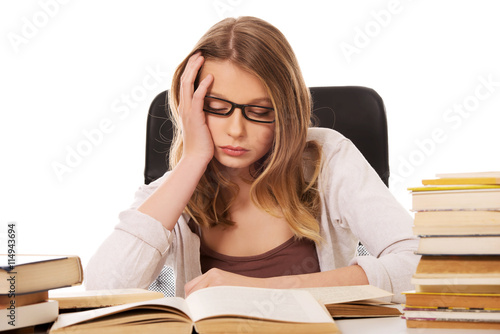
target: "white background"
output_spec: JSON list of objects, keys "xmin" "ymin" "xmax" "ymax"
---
[{"xmin": 1, "ymin": 0, "xmax": 499, "ymax": 270}]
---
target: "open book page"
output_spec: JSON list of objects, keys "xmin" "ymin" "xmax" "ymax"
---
[
  {"xmin": 50, "ymin": 297, "xmax": 191, "ymax": 331},
  {"xmin": 186, "ymin": 286, "xmax": 333, "ymax": 324},
  {"xmin": 298, "ymin": 285, "xmax": 393, "ymax": 304},
  {"xmin": 49, "ymin": 288, "xmax": 164, "ymax": 308}
]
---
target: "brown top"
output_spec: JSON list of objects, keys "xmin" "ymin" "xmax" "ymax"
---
[{"xmin": 189, "ymin": 220, "xmax": 320, "ymax": 278}]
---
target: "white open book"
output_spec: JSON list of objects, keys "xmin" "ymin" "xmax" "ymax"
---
[{"xmin": 49, "ymin": 285, "xmax": 338, "ymax": 334}]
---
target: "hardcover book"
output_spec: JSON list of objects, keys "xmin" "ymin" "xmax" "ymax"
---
[
  {"xmin": 416, "ymin": 235, "xmax": 500, "ymax": 255},
  {"xmin": 300, "ymin": 285, "xmax": 401, "ymax": 318},
  {"xmin": 403, "ymin": 291, "xmax": 500, "ymax": 309},
  {"xmin": 0, "ymin": 255, "xmax": 83, "ymax": 294},
  {"xmin": 0, "ymin": 300, "xmax": 58, "ymax": 331},
  {"xmin": 411, "ymin": 255, "xmax": 500, "ymax": 293},
  {"xmin": 49, "ymin": 288, "xmax": 165, "ymax": 310},
  {"xmin": 408, "ymin": 185, "xmax": 500, "ymax": 211},
  {"xmin": 412, "ymin": 210, "xmax": 500, "ymax": 236},
  {"xmin": 406, "ymin": 319, "xmax": 500, "ymax": 330},
  {"xmin": 402, "ymin": 306, "xmax": 500, "ymax": 323},
  {"xmin": 0, "ymin": 290, "xmax": 48, "ymax": 308}
]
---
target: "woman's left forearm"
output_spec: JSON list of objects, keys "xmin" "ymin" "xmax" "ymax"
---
[{"xmin": 265, "ymin": 265, "xmax": 369, "ymax": 289}]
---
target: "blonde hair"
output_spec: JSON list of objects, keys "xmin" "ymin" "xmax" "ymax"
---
[{"xmin": 169, "ymin": 17, "xmax": 323, "ymax": 242}]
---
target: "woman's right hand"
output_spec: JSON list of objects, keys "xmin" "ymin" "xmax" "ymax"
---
[{"xmin": 178, "ymin": 52, "xmax": 215, "ymax": 166}]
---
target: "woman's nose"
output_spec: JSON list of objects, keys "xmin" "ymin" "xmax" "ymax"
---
[{"xmin": 226, "ymin": 107, "xmax": 246, "ymax": 138}]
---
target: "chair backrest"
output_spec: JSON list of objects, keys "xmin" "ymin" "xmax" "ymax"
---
[{"xmin": 144, "ymin": 86, "xmax": 389, "ymax": 186}]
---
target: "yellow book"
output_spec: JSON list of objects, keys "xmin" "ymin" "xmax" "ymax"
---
[
  {"xmin": 408, "ymin": 184, "xmax": 500, "ymax": 192},
  {"xmin": 423, "ymin": 177, "xmax": 500, "ymax": 186},
  {"xmin": 423, "ymin": 171, "xmax": 500, "ymax": 186}
]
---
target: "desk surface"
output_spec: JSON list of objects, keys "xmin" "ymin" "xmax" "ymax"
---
[
  {"xmin": 336, "ymin": 316, "xmax": 500, "ymax": 334},
  {"xmin": 33, "ymin": 316, "xmax": 500, "ymax": 333}
]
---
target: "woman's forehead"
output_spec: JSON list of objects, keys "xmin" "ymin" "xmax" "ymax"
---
[{"xmin": 200, "ymin": 59, "xmax": 270, "ymax": 103}]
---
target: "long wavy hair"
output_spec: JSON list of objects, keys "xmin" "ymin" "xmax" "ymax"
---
[{"xmin": 169, "ymin": 16, "xmax": 323, "ymax": 242}]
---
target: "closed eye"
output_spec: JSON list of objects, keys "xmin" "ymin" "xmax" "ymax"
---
[
  {"xmin": 247, "ymin": 109, "xmax": 271, "ymax": 115},
  {"xmin": 204, "ymin": 99, "xmax": 231, "ymax": 113},
  {"xmin": 206, "ymin": 107, "xmax": 228, "ymax": 112}
]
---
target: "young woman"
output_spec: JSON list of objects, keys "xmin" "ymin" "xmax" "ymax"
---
[{"xmin": 85, "ymin": 16, "xmax": 419, "ymax": 303}]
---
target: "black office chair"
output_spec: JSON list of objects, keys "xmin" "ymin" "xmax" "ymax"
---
[
  {"xmin": 144, "ymin": 86, "xmax": 389, "ymax": 186},
  {"xmin": 144, "ymin": 86, "xmax": 389, "ymax": 296}
]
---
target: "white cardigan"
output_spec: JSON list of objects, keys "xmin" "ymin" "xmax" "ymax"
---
[{"xmin": 85, "ymin": 127, "xmax": 419, "ymax": 303}]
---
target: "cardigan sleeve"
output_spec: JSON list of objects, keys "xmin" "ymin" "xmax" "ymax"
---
[
  {"xmin": 319, "ymin": 130, "xmax": 419, "ymax": 303},
  {"xmin": 84, "ymin": 174, "xmax": 175, "ymax": 290}
]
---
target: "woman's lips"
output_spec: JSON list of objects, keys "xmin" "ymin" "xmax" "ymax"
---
[{"xmin": 220, "ymin": 146, "xmax": 249, "ymax": 157}]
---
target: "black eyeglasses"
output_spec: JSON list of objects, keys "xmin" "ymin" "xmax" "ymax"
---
[{"xmin": 203, "ymin": 96, "xmax": 275, "ymax": 123}]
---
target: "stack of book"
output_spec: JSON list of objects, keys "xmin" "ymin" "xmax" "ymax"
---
[
  {"xmin": 0, "ymin": 255, "xmax": 83, "ymax": 332},
  {"xmin": 403, "ymin": 171, "xmax": 500, "ymax": 329}
]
